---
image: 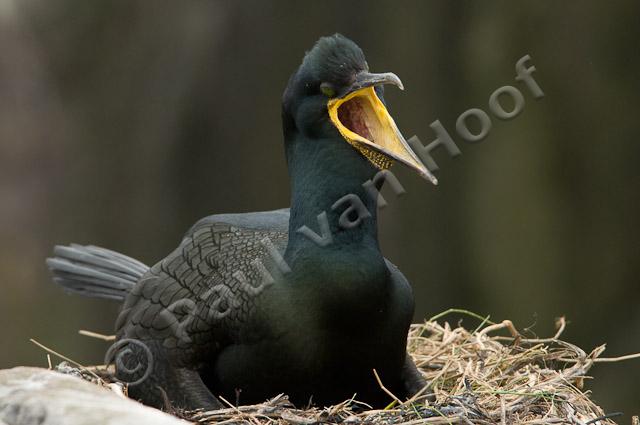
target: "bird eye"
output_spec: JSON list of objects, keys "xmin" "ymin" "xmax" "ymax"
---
[{"xmin": 320, "ymin": 83, "xmax": 335, "ymax": 97}]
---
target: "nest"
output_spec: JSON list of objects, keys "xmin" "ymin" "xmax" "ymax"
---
[{"xmin": 43, "ymin": 310, "xmax": 639, "ymax": 425}]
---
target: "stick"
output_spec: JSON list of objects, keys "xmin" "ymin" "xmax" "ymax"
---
[
  {"xmin": 29, "ymin": 338, "xmax": 102, "ymax": 382},
  {"xmin": 78, "ymin": 329, "xmax": 116, "ymax": 341},
  {"xmin": 372, "ymin": 369, "xmax": 402, "ymax": 406}
]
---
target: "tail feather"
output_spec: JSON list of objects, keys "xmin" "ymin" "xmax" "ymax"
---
[{"xmin": 46, "ymin": 244, "xmax": 149, "ymax": 302}]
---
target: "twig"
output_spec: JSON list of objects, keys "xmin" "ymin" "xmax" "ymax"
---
[
  {"xmin": 476, "ymin": 320, "xmax": 519, "ymax": 349},
  {"xmin": 428, "ymin": 308, "xmax": 497, "ymax": 326},
  {"xmin": 372, "ymin": 369, "xmax": 402, "ymax": 406},
  {"xmin": 584, "ymin": 411, "xmax": 624, "ymax": 424},
  {"xmin": 592, "ymin": 352, "xmax": 640, "ymax": 362},
  {"xmin": 558, "ymin": 350, "xmax": 640, "ymax": 363},
  {"xmin": 218, "ymin": 395, "xmax": 242, "ymax": 414},
  {"xmin": 29, "ymin": 338, "xmax": 102, "ymax": 382},
  {"xmin": 78, "ymin": 329, "xmax": 116, "ymax": 341}
]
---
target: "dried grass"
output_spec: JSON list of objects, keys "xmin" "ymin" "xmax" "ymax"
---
[{"xmin": 39, "ymin": 310, "xmax": 640, "ymax": 424}]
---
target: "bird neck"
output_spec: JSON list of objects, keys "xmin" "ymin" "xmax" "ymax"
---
[{"xmin": 283, "ymin": 132, "xmax": 385, "ymax": 272}]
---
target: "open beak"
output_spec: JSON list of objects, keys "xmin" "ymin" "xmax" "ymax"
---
[{"xmin": 328, "ymin": 71, "xmax": 437, "ymax": 185}]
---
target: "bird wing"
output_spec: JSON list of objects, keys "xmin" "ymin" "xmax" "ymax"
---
[
  {"xmin": 114, "ymin": 207, "xmax": 408, "ymax": 370},
  {"xmin": 115, "ymin": 210, "xmax": 289, "ymax": 369}
]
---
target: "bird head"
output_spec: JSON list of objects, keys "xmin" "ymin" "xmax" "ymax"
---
[{"xmin": 282, "ymin": 34, "xmax": 437, "ymax": 184}]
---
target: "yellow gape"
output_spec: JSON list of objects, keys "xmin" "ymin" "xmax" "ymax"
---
[{"xmin": 327, "ymin": 86, "xmax": 435, "ymax": 183}]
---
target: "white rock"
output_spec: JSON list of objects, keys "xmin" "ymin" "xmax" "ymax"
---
[{"xmin": 0, "ymin": 367, "xmax": 188, "ymax": 425}]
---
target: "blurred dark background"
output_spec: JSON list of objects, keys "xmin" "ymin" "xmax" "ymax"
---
[{"xmin": 1, "ymin": 0, "xmax": 638, "ymax": 416}]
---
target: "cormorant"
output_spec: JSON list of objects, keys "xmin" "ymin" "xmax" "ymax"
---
[{"xmin": 47, "ymin": 34, "xmax": 437, "ymax": 410}]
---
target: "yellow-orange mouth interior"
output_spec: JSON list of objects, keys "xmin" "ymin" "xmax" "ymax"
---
[
  {"xmin": 327, "ymin": 86, "xmax": 435, "ymax": 185},
  {"xmin": 328, "ymin": 87, "xmax": 401, "ymax": 158}
]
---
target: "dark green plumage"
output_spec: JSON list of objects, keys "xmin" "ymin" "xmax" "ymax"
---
[{"xmin": 47, "ymin": 34, "xmax": 427, "ymax": 410}]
